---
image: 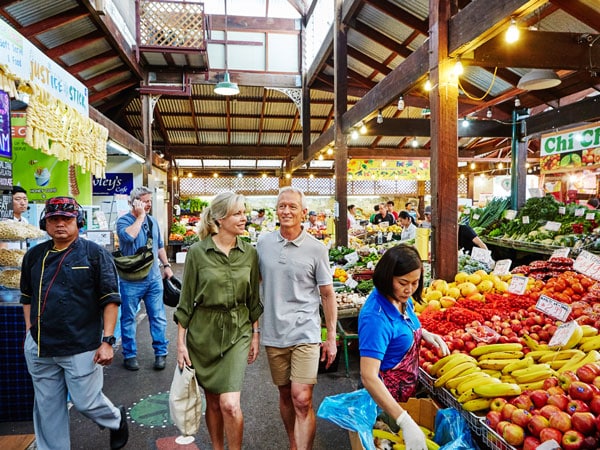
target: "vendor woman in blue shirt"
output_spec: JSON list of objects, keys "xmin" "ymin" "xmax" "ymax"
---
[{"xmin": 358, "ymin": 245, "xmax": 449, "ymax": 450}]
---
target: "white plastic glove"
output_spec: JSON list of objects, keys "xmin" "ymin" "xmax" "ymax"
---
[
  {"xmin": 422, "ymin": 329, "xmax": 450, "ymax": 356},
  {"xmin": 396, "ymin": 411, "xmax": 427, "ymax": 450}
]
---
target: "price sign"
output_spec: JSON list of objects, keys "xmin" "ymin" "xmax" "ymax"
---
[
  {"xmin": 575, "ymin": 208, "xmax": 585, "ymax": 217},
  {"xmin": 573, "ymin": 250, "xmax": 600, "ymax": 281},
  {"xmin": 544, "ymin": 221, "xmax": 561, "ymax": 232},
  {"xmin": 366, "ymin": 261, "xmax": 375, "ymax": 270},
  {"xmin": 504, "ymin": 210, "xmax": 517, "ymax": 220},
  {"xmin": 536, "ymin": 439, "xmax": 560, "ymax": 450},
  {"xmin": 522, "ymin": 216, "xmax": 530, "ymax": 224},
  {"xmin": 508, "ymin": 275, "xmax": 529, "ymax": 295},
  {"xmin": 549, "ymin": 321, "xmax": 579, "ymax": 348},
  {"xmin": 387, "ymin": 232, "xmax": 393, "ymax": 242},
  {"xmin": 558, "ymin": 206, "xmax": 566, "ymax": 215},
  {"xmin": 586, "ymin": 212, "xmax": 596, "ymax": 220},
  {"xmin": 471, "ymin": 247, "xmax": 491, "ymax": 263},
  {"xmin": 344, "ymin": 276, "xmax": 358, "ymax": 289},
  {"xmin": 344, "ymin": 251, "xmax": 359, "ymax": 265},
  {"xmin": 551, "ymin": 247, "xmax": 570, "ymax": 258},
  {"xmin": 528, "ymin": 188, "xmax": 544, "ymax": 198},
  {"xmin": 493, "ymin": 259, "xmax": 512, "ymax": 275},
  {"xmin": 536, "ymin": 294, "xmax": 572, "ymax": 322},
  {"xmin": 472, "ymin": 213, "xmax": 480, "ymax": 220}
]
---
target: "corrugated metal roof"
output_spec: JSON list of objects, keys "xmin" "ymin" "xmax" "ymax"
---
[
  {"xmin": 5, "ymin": 0, "xmax": 78, "ymax": 27},
  {"xmin": 36, "ymin": 16, "xmax": 97, "ymax": 49}
]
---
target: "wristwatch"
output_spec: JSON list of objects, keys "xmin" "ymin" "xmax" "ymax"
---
[{"xmin": 102, "ymin": 335, "xmax": 116, "ymax": 346}]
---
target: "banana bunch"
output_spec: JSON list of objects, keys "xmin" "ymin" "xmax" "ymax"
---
[
  {"xmin": 429, "ymin": 353, "xmax": 479, "ymax": 389},
  {"xmin": 372, "ymin": 426, "xmax": 440, "ymax": 450}
]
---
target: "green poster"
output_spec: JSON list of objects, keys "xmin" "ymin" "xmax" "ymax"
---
[{"xmin": 10, "ymin": 114, "xmax": 91, "ymax": 203}]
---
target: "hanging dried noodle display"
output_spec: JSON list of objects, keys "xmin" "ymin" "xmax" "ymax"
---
[
  {"xmin": 24, "ymin": 83, "xmax": 108, "ymax": 178},
  {"xmin": 0, "ymin": 65, "xmax": 18, "ymax": 98}
]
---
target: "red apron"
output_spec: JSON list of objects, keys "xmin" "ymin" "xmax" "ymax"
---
[{"xmin": 379, "ymin": 327, "xmax": 422, "ymax": 402}]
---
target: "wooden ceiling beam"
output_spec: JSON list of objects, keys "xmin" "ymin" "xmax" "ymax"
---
[
  {"xmin": 89, "ymin": 106, "xmax": 144, "ymax": 154},
  {"xmin": 86, "ymin": 69, "xmax": 132, "ymax": 88},
  {"xmin": 89, "ymin": 80, "xmax": 138, "ymax": 104},
  {"xmin": 44, "ymin": 31, "xmax": 105, "ymax": 59},
  {"xmin": 67, "ymin": 52, "xmax": 121, "ymax": 74},
  {"xmin": 209, "ymin": 15, "xmax": 299, "ymax": 33}
]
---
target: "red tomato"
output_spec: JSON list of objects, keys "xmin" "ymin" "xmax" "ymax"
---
[{"xmin": 572, "ymin": 283, "xmax": 584, "ymax": 294}]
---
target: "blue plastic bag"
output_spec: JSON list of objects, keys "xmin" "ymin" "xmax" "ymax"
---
[
  {"xmin": 317, "ymin": 388, "xmax": 378, "ymax": 450},
  {"xmin": 434, "ymin": 408, "xmax": 478, "ymax": 450}
]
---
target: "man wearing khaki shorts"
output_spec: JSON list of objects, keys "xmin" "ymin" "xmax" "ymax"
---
[{"xmin": 257, "ymin": 187, "xmax": 337, "ymax": 450}]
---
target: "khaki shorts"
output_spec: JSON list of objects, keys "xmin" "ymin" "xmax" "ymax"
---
[{"xmin": 265, "ymin": 344, "xmax": 320, "ymax": 386}]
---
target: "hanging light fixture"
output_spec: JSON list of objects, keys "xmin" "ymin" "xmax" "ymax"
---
[
  {"xmin": 486, "ymin": 107, "xmax": 492, "ymax": 119},
  {"xmin": 514, "ymin": 96, "xmax": 521, "ymax": 107},
  {"xmin": 411, "ymin": 137, "xmax": 419, "ymax": 148},
  {"xmin": 517, "ymin": 69, "xmax": 561, "ymax": 90},
  {"xmin": 215, "ymin": 1, "xmax": 239, "ymax": 96},
  {"xmin": 424, "ymin": 79, "xmax": 432, "ymax": 91},
  {"xmin": 376, "ymin": 109, "xmax": 383, "ymax": 124},
  {"xmin": 453, "ymin": 58, "xmax": 464, "ymax": 76},
  {"xmin": 397, "ymin": 95, "xmax": 405, "ymax": 111},
  {"xmin": 505, "ymin": 18, "xmax": 519, "ymax": 43}
]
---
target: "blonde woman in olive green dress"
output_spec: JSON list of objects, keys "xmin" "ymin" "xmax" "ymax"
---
[{"xmin": 175, "ymin": 192, "xmax": 263, "ymax": 450}]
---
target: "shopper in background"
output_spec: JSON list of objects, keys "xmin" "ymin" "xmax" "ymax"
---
[
  {"xmin": 175, "ymin": 191, "xmax": 262, "ymax": 450},
  {"xmin": 257, "ymin": 187, "xmax": 337, "ymax": 450},
  {"xmin": 20, "ymin": 196, "xmax": 128, "ymax": 450},
  {"xmin": 348, "ymin": 204, "xmax": 358, "ymax": 228},
  {"xmin": 386, "ymin": 200, "xmax": 399, "ymax": 221},
  {"xmin": 398, "ymin": 210, "xmax": 417, "ymax": 240},
  {"xmin": 1, "ymin": 186, "xmax": 30, "ymax": 250},
  {"xmin": 458, "ymin": 223, "xmax": 488, "ymax": 254},
  {"xmin": 419, "ymin": 206, "xmax": 432, "ymax": 228},
  {"xmin": 251, "ymin": 208, "xmax": 266, "ymax": 225},
  {"xmin": 369, "ymin": 204, "xmax": 380, "ymax": 223},
  {"xmin": 372, "ymin": 203, "xmax": 396, "ymax": 226},
  {"xmin": 405, "ymin": 202, "xmax": 419, "ymax": 224},
  {"xmin": 359, "ymin": 245, "xmax": 448, "ymax": 450},
  {"xmin": 303, "ymin": 210, "xmax": 321, "ymax": 230},
  {"xmin": 116, "ymin": 186, "xmax": 171, "ymax": 371}
]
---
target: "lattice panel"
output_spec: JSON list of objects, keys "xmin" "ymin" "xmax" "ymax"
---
[
  {"xmin": 292, "ymin": 178, "xmax": 334, "ymax": 196},
  {"xmin": 139, "ymin": 1, "xmax": 205, "ymax": 49},
  {"xmin": 458, "ymin": 177, "xmax": 467, "ymax": 196},
  {"xmin": 180, "ymin": 176, "xmax": 281, "ymax": 196}
]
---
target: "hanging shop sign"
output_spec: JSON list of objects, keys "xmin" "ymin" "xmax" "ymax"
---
[
  {"xmin": 10, "ymin": 114, "xmax": 91, "ymax": 203},
  {"xmin": 0, "ymin": 91, "xmax": 11, "ymax": 159},
  {"xmin": 347, "ymin": 159, "xmax": 430, "ymax": 181},
  {"xmin": 0, "ymin": 18, "xmax": 88, "ymax": 114},
  {"xmin": 92, "ymin": 173, "xmax": 133, "ymax": 196},
  {"xmin": 540, "ymin": 122, "xmax": 600, "ymax": 173}
]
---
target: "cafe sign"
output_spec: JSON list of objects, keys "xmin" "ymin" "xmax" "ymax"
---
[{"xmin": 540, "ymin": 123, "xmax": 600, "ymax": 173}]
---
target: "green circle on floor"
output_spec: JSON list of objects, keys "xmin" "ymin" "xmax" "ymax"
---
[{"xmin": 128, "ymin": 392, "xmax": 173, "ymax": 428}]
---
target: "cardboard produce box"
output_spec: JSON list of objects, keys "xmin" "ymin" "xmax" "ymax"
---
[{"xmin": 348, "ymin": 397, "xmax": 439, "ymax": 450}]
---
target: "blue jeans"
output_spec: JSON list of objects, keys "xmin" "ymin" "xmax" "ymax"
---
[{"xmin": 119, "ymin": 276, "xmax": 169, "ymax": 359}]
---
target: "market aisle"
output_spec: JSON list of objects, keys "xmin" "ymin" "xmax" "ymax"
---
[{"xmin": 0, "ymin": 263, "xmax": 360, "ymax": 450}]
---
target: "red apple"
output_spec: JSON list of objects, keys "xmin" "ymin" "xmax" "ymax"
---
[
  {"xmin": 485, "ymin": 410, "xmax": 502, "ymax": 431},
  {"xmin": 512, "ymin": 393, "xmax": 534, "ymax": 411},
  {"xmin": 543, "ymin": 377, "xmax": 560, "ymax": 390},
  {"xmin": 511, "ymin": 408, "xmax": 533, "ymax": 428},
  {"xmin": 576, "ymin": 363, "xmax": 600, "ymax": 383},
  {"xmin": 547, "ymin": 386, "xmax": 566, "ymax": 396},
  {"xmin": 562, "ymin": 429, "xmax": 585, "ymax": 450},
  {"xmin": 590, "ymin": 395, "xmax": 600, "ymax": 415},
  {"xmin": 464, "ymin": 341, "xmax": 477, "ymax": 353},
  {"xmin": 490, "ymin": 397, "xmax": 508, "ymax": 412},
  {"xmin": 496, "ymin": 420, "xmax": 511, "ymax": 435},
  {"xmin": 501, "ymin": 403, "xmax": 518, "ymax": 421},
  {"xmin": 502, "ymin": 423, "xmax": 525, "ymax": 447},
  {"xmin": 549, "ymin": 411, "xmax": 572, "ymax": 433},
  {"xmin": 571, "ymin": 412, "xmax": 596, "ymax": 436},
  {"xmin": 567, "ymin": 399, "xmax": 591, "ymax": 415},
  {"xmin": 558, "ymin": 371, "xmax": 580, "ymax": 390},
  {"xmin": 593, "ymin": 375, "xmax": 600, "ymax": 390},
  {"xmin": 582, "ymin": 435, "xmax": 599, "ymax": 450},
  {"xmin": 570, "ymin": 381, "xmax": 595, "ymax": 402},
  {"xmin": 539, "ymin": 427, "xmax": 563, "ymax": 443},
  {"xmin": 547, "ymin": 393, "xmax": 570, "ymax": 411},
  {"xmin": 540, "ymin": 404, "xmax": 562, "ymax": 419},
  {"xmin": 529, "ymin": 389, "xmax": 549, "ymax": 409},
  {"xmin": 523, "ymin": 436, "xmax": 541, "ymax": 450},
  {"xmin": 528, "ymin": 414, "xmax": 550, "ymax": 437}
]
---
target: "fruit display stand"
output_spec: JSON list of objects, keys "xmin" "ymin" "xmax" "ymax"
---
[{"xmin": 479, "ymin": 418, "xmax": 517, "ymax": 450}]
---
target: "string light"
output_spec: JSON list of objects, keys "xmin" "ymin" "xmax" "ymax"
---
[
  {"xmin": 351, "ymin": 129, "xmax": 359, "ymax": 140},
  {"xmin": 318, "ymin": 153, "xmax": 324, "ymax": 161},
  {"xmin": 514, "ymin": 96, "xmax": 521, "ymax": 107},
  {"xmin": 506, "ymin": 18, "xmax": 519, "ymax": 43},
  {"xmin": 424, "ymin": 79, "xmax": 432, "ymax": 91},
  {"xmin": 462, "ymin": 117, "xmax": 470, "ymax": 128},
  {"xmin": 326, "ymin": 147, "xmax": 333, "ymax": 155},
  {"xmin": 213, "ymin": 172, "xmax": 219, "ymax": 178},
  {"xmin": 377, "ymin": 109, "xmax": 383, "ymax": 124},
  {"xmin": 397, "ymin": 96, "xmax": 405, "ymax": 111},
  {"xmin": 453, "ymin": 58, "xmax": 464, "ymax": 76},
  {"xmin": 359, "ymin": 122, "xmax": 367, "ymax": 134},
  {"xmin": 470, "ymin": 162, "xmax": 476, "ymax": 170},
  {"xmin": 187, "ymin": 172, "xmax": 193, "ymax": 177},
  {"xmin": 411, "ymin": 138, "xmax": 419, "ymax": 148},
  {"xmin": 486, "ymin": 107, "xmax": 492, "ymax": 119}
]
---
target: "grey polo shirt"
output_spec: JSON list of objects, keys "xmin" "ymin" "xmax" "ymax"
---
[{"xmin": 257, "ymin": 228, "xmax": 333, "ymax": 347}]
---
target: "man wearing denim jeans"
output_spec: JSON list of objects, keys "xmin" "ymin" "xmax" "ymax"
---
[{"xmin": 116, "ymin": 187, "xmax": 171, "ymax": 371}]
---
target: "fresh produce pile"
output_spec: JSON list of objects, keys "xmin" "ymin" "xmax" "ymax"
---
[{"xmin": 179, "ymin": 197, "xmax": 208, "ymax": 213}]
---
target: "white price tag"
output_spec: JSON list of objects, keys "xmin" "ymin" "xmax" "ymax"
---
[
  {"xmin": 536, "ymin": 439, "xmax": 560, "ymax": 450},
  {"xmin": 549, "ymin": 321, "xmax": 579, "ymax": 348},
  {"xmin": 575, "ymin": 208, "xmax": 585, "ymax": 217},
  {"xmin": 528, "ymin": 188, "xmax": 544, "ymax": 198},
  {"xmin": 473, "ymin": 213, "xmax": 480, "ymax": 220},
  {"xmin": 504, "ymin": 210, "xmax": 517, "ymax": 220},
  {"xmin": 471, "ymin": 246, "xmax": 491, "ymax": 263},
  {"xmin": 544, "ymin": 221, "xmax": 561, "ymax": 232},
  {"xmin": 551, "ymin": 247, "xmax": 570, "ymax": 258},
  {"xmin": 522, "ymin": 216, "xmax": 530, "ymax": 224},
  {"xmin": 586, "ymin": 212, "xmax": 596, "ymax": 220},
  {"xmin": 366, "ymin": 261, "xmax": 375, "ymax": 270},
  {"xmin": 344, "ymin": 276, "xmax": 358, "ymax": 289},
  {"xmin": 573, "ymin": 250, "xmax": 600, "ymax": 281},
  {"xmin": 344, "ymin": 251, "xmax": 359, "ymax": 265},
  {"xmin": 536, "ymin": 294, "xmax": 572, "ymax": 322},
  {"xmin": 464, "ymin": 208, "xmax": 471, "ymax": 215},
  {"xmin": 492, "ymin": 259, "xmax": 512, "ymax": 275},
  {"xmin": 387, "ymin": 232, "xmax": 393, "ymax": 242},
  {"xmin": 558, "ymin": 206, "xmax": 566, "ymax": 215},
  {"xmin": 508, "ymin": 275, "xmax": 529, "ymax": 295}
]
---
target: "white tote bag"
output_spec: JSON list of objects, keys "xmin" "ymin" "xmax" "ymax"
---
[{"xmin": 169, "ymin": 365, "xmax": 203, "ymax": 436}]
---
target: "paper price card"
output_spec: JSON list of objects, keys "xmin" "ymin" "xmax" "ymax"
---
[
  {"xmin": 549, "ymin": 321, "xmax": 579, "ymax": 348},
  {"xmin": 544, "ymin": 221, "xmax": 561, "ymax": 232},
  {"xmin": 344, "ymin": 276, "xmax": 358, "ymax": 289},
  {"xmin": 492, "ymin": 259, "xmax": 512, "ymax": 275},
  {"xmin": 575, "ymin": 208, "xmax": 585, "ymax": 217},
  {"xmin": 536, "ymin": 294, "xmax": 572, "ymax": 322},
  {"xmin": 551, "ymin": 247, "xmax": 570, "ymax": 258},
  {"xmin": 522, "ymin": 216, "xmax": 530, "ymax": 224},
  {"xmin": 508, "ymin": 275, "xmax": 529, "ymax": 295},
  {"xmin": 558, "ymin": 206, "xmax": 566, "ymax": 215},
  {"xmin": 586, "ymin": 212, "xmax": 595, "ymax": 220},
  {"xmin": 344, "ymin": 251, "xmax": 359, "ymax": 265},
  {"xmin": 573, "ymin": 250, "xmax": 600, "ymax": 281},
  {"xmin": 472, "ymin": 213, "xmax": 480, "ymax": 220},
  {"xmin": 504, "ymin": 210, "xmax": 517, "ymax": 220},
  {"xmin": 536, "ymin": 439, "xmax": 560, "ymax": 450},
  {"xmin": 387, "ymin": 232, "xmax": 393, "ymax": 242},
  {"xmin": 471, "ymin": 246, "xmax": 491, "ymax": 263}
]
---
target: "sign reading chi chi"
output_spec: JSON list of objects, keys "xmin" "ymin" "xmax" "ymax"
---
[
  {"xmin": 540, "ymin": 123, "xmax": 600, "ymax": 173},
  {"xmin": 92, "ymin": 173, "xmax": 133, "ymax": 196}
]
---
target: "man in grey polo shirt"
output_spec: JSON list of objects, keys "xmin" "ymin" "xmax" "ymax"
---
[{"xmin": 257, "ymin": 186, "xmax": 337, "ymax": 450}]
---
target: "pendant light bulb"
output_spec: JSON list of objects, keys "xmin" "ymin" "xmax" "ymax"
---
[
  {"xmin": 351, "ymin": 129, "xmax": 359, "ymax": 140},
  {"xmin": 454, "ymin": 58, "xmax": 464, "ymax": 76},
  {"xmin": 411, "ymin": 138, "xmax": 419, "ymax": 148},
  {"xmin": 514, "ymin": 96, "xmax": 521, "ymax": 107},
  {"xmin": 376, "ymin": 109, "xmax": 384, "ymax": 124},
  {"xmin": 462, "ymin": 116, "xmax": 469, "ymax": 128},
  {"xmin": 506, "ymin": 18, "xmax": 519, "ymax": 43},
  {"xmin": 486, "ymin": 107, "xmax": 492, "ymax": 119},
  {"xmin": 424, "ymin": 79, "xmax": 432, "ymax": 91},
  {"xmin": 397, "ymin": 96, "xmax": 405, "ymax": 111}
]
